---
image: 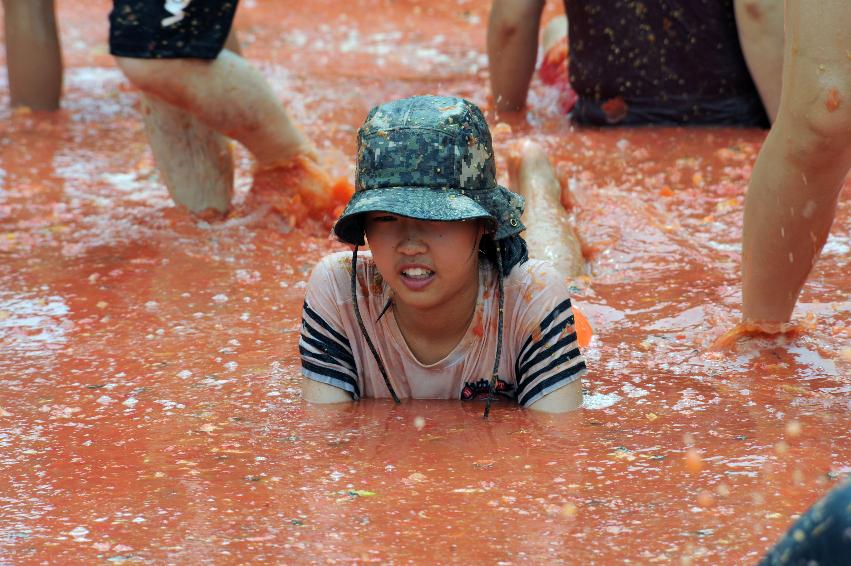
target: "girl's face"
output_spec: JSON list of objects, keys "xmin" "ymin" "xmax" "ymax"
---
[{"xmin": 365, "ymin": 213, "xmax": 483, "ymax": 312}]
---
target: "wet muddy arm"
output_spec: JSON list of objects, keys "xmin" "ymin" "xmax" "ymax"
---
[
  {"xmin": 741, "ymin": 0, "xmax": 851, "ymax": 323},
  {"xmin": 734, "ymin": 0, "xmax": 784, "ymax": 122},
  {"xmin": 2, "ymin": 0, "xmax": 63, "ymax": 110},
  {"xmin": 527, "ymin": 379, "xmax": 582, "ymax": 413},
  {"xmin": 487, "ymin": 0, "xmax": 545, "ymax": 112},
  {"xmin": 301, "ymin": 376, "xmax": 354, "ymax": 404}
]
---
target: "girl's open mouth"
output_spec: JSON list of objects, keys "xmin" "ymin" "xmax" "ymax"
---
[{"xmin": 399, "ymin": 266, "xmax": 436, "ymax": 290}]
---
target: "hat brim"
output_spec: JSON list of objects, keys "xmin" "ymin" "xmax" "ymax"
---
[{"xmin": 334, "ymin": 187, "xmax": 523, "ymax": 246}]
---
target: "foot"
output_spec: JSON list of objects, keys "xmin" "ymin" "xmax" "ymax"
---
[
  {"xmin": 711, "ymin": 314, "xmax": 816, "ymax": 349},
  {"xmin": 246, "ymin": 152, "xmax": 354, "ymax": 231},
  {"xmin": 506, "ymin": 140, "xmax": 554, "ymax": 191}
]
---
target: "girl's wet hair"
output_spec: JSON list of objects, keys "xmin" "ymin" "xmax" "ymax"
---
[{"xmin": 479, "ymin": 233, "xmax": 529, "ymax": 276}]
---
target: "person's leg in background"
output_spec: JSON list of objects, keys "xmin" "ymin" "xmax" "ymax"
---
[
  {"xmin": 741, "ymin": 0, "xmax": 851, "ymax": 324},
  {"xmin": 734, "ymin": 0, "xmax": 784, "ymax": 123},
  {"xmin": 507, "ymin": 139, "xmax": 584, "ymax": 278},
  {"xmin": 506, "ymin": 139, "xmax": 592, "ymax": 348},
  {"xmin": 2, "ymin": 0, "xmax": 63, "ymax": 110},
  {"xmin": 541, "ymin": 14, "xmax": 566, "ymax": 54},
  {"xmin": 112, "ymin": 1, "xmax": 339, "ymax": 221},
  {"xmin": 135, "ymin": 29, "xmax": 239, "ymax": 218}
]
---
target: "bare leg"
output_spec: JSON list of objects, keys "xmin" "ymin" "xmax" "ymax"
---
[
  {"xmin": 735, "ymin": 0, "xmax": 784, "ymax": 122},
  {"xmin": 115, "ymin": 50, "xmax": 311, "ymax": 166},
  {"xmin": 141, "ymin": 95, "xmax": 234, "ymax": 216},
  {"xmin": 115, "ymin": 44, "xmax": 349, "ymax": 221},
  {"xmin": 741, "ymin": 0, "xmax": 851, "ymax": 323},
  {"xmin": 134, "ymin": 31, "xmax": 242, "ymax": 216},
  {"xmin": 2, "ymin": 0, "xmax": 62, "ymax": 110},
  {"xmin": 541, "ymin": 14, "xmax": 567, "ymax": 54},
  {"xmin": 507, "ymin": 140, "xmax": 584, "ymax": 278},
  {"xmin": 223, "ymin": 29, "xmax": 241, "ymax": 56}
]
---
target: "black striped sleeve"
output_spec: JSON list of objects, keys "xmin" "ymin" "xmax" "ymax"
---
[
  {"xmin": 515, "ymin": 298, "xmax": 586, "ymax": 407},
  {"xmin": 300, "ymin": 299, "xmax": 360, "ymax": 399}
]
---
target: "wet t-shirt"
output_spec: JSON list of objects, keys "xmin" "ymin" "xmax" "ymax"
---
[
  {"xmin": 299, "ymin": 252, "xmax": 587, "ymax": 407},
  {"xmin": 562, "ymin": 0, "xmax": 768, "ymax": 126}
]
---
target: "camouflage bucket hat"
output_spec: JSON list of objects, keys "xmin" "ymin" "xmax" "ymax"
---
[{"xmin": 333, "ymin": 95, "xmax": 526, "ymax": 246}]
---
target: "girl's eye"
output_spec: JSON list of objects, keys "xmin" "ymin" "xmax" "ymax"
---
[{"xmin": 373, "ymin": 215, "xmax": 397, "ymax": 222}]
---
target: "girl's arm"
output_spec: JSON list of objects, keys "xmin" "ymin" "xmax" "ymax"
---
[
  {"xmin": 512, "ymin": 263, "xmax": 587, "ymax": 412},
  {"xmin": 527, "ymin": 378, "xmax": 582, "ymax": 413},
  {"xmin": 301, "ymin": 376, "xmax": 354, "ymax": 404},
  {"xmin": 299, "ymin": 254, "xmax": 361, "ymax": 404}
]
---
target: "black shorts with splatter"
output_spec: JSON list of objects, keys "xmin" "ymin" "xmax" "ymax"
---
[{"xmin": 109, "ymin": 0, "xmax": 239, "ymax": 59}]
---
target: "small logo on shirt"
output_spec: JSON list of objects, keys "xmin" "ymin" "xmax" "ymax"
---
[
  {"xmin": 461, "ymin": 378, "xmax": 515, "ymax": 401},
  {"xmin": 162, "ymin": 0, "xmax": 193, "ymax": 27}
]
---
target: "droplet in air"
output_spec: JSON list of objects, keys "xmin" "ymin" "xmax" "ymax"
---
[
  {"xmin": 684, "ymin": 448, "xmax": 703, "ymax": 474},
  {"xmin": 785, "ymin": 420, "xmax": 802, "ymax": 437},
  {"xmin": 561, "ymin": 502, "xmax": 578, "ymax": 518},
  {"xmin": 696, "ymin": 490, "xmax": 715, "ymax": 507},
  {"xmin": 801, "ymin": 200, "xmax": 816, "ymax": 218},
  {"xmin": 413, "ymin": 416, "xmax": 426, "ymax": 430},
  {"xmin": 788, "ymin": 252, "xmax": 794, "ymax": 263}
]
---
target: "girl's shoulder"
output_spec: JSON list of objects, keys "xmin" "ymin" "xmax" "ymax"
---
[
  {"xmin": 503, "ymin": 259, "xmax": 567, "ymax": 290},
  {"xmin": 309, "ymin": 251, "xmax": 382, "ymax": 295},
  {"xmin": 499, "ymin": 260, "xmax": 573, "ymax": 326}
]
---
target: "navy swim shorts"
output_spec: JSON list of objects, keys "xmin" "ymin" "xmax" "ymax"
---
[{"xmin": 109, "ymin": 0, "xmax": 239, "ymax": 59}]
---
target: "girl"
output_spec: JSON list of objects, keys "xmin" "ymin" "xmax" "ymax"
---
[{"xmin": 299, "ymin": 95, "xmax": 586, "ymax": 415}]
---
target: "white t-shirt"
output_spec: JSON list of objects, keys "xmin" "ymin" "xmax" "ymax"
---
[{"xmin": 300, "ymin": 251, "xmax": 587, "ymax": 406}]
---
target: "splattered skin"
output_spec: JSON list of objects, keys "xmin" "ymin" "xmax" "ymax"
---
[{"xmin": 0, "ymin": 0, "xmax": 849, "ymax": 564}]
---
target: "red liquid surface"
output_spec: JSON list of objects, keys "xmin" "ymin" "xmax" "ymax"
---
[{"xmin": 1, "ymin": 1, "xmax": 849, "ymax": 563}]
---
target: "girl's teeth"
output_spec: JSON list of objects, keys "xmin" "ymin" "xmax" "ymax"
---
[{"xmin": 402, "ymin": 268, "xmax": 433, "ymax": 278}]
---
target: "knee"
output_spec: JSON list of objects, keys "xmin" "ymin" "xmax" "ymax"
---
[{"xmin": 779, "ymin": 82, "xmax": 851, "ymax": 164}]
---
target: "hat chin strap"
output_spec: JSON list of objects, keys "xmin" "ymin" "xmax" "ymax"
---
[
  {"xmin": 483, "ymin": 240, "xmax": 505, "ymax": 419},
  {"xmin": 351, "ymin": 246, "xmax": 401, "ymax": 404}
]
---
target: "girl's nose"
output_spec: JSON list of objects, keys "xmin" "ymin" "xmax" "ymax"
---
[{"xmin": 397, "ymin": 220, "xmax": 428, "ymax": 255}]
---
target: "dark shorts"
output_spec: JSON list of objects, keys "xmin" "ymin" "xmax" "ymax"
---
[
  {"xmin": 109, "ymin": 0, "xmax": 239, "ymax": 59},
  {"xmin": 562, "ymin": 0, "xmax": 769, "ymax": 127}
]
